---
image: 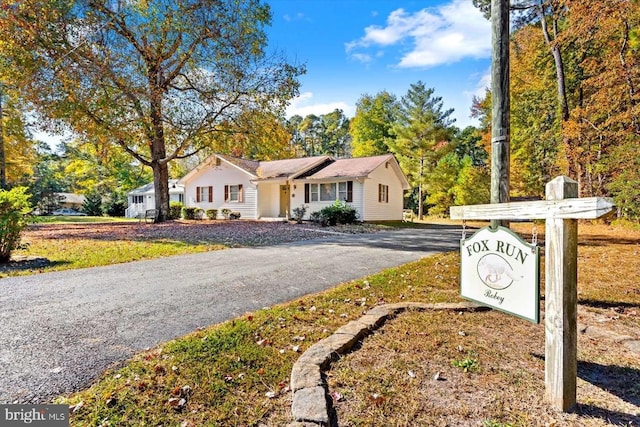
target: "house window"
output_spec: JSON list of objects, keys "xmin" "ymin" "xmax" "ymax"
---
[
  {"xmin": 378, "ymin": 184, "xmax": 389, "ymax": 203},
  {"xmin": 319, "ymin": 183, "xmax": 336, "ymax": 201},
  {"xmin": 338, "ymin": 182, "xmax": 348, "ymax": 201},
  {"xmin": 132, "ymin": 195, "xmax": 144, "ymax": 204},
  {"xmin": 196, "ymin": 186, "xmax": 213, "ymax": 203},
  {"xmin": 224, "ymin": 184, "xmax": 244, "ymax": 202},
  {"xmin": 305, "ymin": 181, "xmax": 353, "ymax": 203},
  {"xmin": 310, "ymin": 184, "xmax": 319, "ymax": 202}
]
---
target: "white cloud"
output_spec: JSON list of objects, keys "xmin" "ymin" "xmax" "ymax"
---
[
  {"xmin": 347, "ymin": 0, "xmax": 490, "ymax": 68},
  {"xmin": 282, "ymin": 12, "xmax": 306, "ymax": 22},
  {"xmin": 351, "ymin": 53, "xmax": 373, "ymax": 64},
  {"xmin": 286, "ymin": 92, "xmax": 355, "ymax": 118},
  {"xmin": 464, "ymin": 67, "xmax": 491, "ymax": 99}
]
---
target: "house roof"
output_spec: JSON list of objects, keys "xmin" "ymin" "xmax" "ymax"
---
[
  {"xmin": 302, "ymin": 154, "xmax": 393, "ymax": 180},
  {"xmin": 300, "ymin": 154, "xmax": 410, "ymax": 189},
  {"xmin": 179, "ymin": 153, "xmax": 410, "ymax": 189},
  {"xmin": 57, "ymin": 193, "xmax": 86, "ymax": 204},
  {"xmin": 255, "ymin": 156, "xmax": 332, "ymax": 180},
  {"xmin": 180, "ymin": 153, "xmax": 334, "ymax": 183},
  {"xmin": 217, "ymin": 154, "xmax": 260, "ymax": 176},
  {"xmin": 129, "ymin": 179, "xmax": 183, "ymax": 195}
]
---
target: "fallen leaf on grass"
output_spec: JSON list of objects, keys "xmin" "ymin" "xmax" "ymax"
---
[
  {"xmin": 368, "ymin": 393, "xmax": 384, "ymax": 406},
  {"xmin": 69, "ymin": 402, "xmax": 84, "ymax": 413},
  {"xmin": 168, "ymin": 397, "xmax": 187, "ymax": 412},
  {"xmin": 256, "ymin": 338, "xmax": 272, "ymax": 346},
  {"xmin": 265, "ymin": 391, "xmax": 277, "ymax": 398},
  {"xmin": 330, "ymin": 391, "xmax": 344, "ymax": 402}
]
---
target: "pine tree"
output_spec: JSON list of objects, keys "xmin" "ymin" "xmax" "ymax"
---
[{"xmin": 388, "ymin": 82, "xmax": 455, "ymax": 219}]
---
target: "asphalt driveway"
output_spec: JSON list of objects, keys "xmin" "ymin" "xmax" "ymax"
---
[{"xmin": 0, "ymin": 226, "xmax": 460, "ymax": 403}]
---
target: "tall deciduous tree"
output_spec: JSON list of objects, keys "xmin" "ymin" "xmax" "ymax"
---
[
  {"xmin": 388, "ymin": 82, "xmax": 455, "ymax": 220},
  {"xmin": 210, "ymin": 109, "xmax": 295, "ymax": 160},
  {"xmin": 1, "ymin": 0, "xmax": 304, "ymax": 222},
  {"xmin": 320, "ymin": 109, "xmax": 351, "ymax": 157},
  {"xmin": 563, "ymin": 0, "xmax": 640, "ymax": 213},
  {"xmin": 350, "ymin": 91, "xmax": 398, "ymax": 157}
]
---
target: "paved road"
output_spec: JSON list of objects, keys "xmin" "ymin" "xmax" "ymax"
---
[{"xmin": 0, "ymin": 226, "xmax": 460, "ymax": 403}]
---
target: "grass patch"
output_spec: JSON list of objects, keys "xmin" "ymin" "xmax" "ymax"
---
[
  {"xmin": 12, "ymin": 239, "xmax": 221, "ymax": 275},
  {"xmin": 39, "ymin": 221, "xmax": 640, "ymax": 425}
]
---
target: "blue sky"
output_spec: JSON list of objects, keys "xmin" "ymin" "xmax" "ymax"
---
[{"xmin": 268, "ymin": 0, "xmax": 492, "ymax": 129}]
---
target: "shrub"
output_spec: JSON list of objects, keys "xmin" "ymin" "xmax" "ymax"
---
[
  {"xmin": 205, "ymin": 209, "xmax": 218, "ymax": 220},
  {"xmin": 311, "ymin": 200, "xmax": 359, "ymax": 226},
  {"xmin": 182, "ymin": 207, "xmax": 198, "ymax": 220},
  {"xmin": 0, "ymin": 187, "xmax": 33, "ymax": 262},
  {"xmin": 169, "ymin": 202, "xmax": 183, "ymax": 219},
  {"xmin": 104, "ymin": 193, "xmax": 127, "ymax": 217},
  {"xmin": 195, "ymin": 208, "xmax": 205, "ymax": 220},
  {"xmin": 82, "ymin": 190, "xmax": 103, "ymax": 216},
  {"xmin": 221, "ymin": 208, "xmax": 232, "ymax": 219},
  {"xmin": 292, "ymin": 205, "xmax": 307, "ymax": 223},
  {"xmin": 229, "ymin": 211, "xmax": 241, "ymax": 220}
]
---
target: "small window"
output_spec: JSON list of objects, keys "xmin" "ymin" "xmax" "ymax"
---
[
  {"xmin": 338, "ymin": 182, "xmax": 348, "ymax": 201},
  {"xmin": 378, "ymin": 184, "xmax": 389, "ymax": 203},
  {"xmin": 310, "ymin": 184, "xmax": 319, "ymax": 202},
  {"xmin": 196, "ymin": 186, "xmax": 213, "ymax": 203},
  {"xmin": 225, "ymin": 184, "xmax": 244, "ymax": 202}
]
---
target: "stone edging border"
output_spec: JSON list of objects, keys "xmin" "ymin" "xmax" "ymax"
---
[
  {"xmin": 286, "ymin": 301, "xmax": 640, "ymax": 426},
  {"xmin": 286, "ymin": 301, "xmax": 487, "ymax": 427}
]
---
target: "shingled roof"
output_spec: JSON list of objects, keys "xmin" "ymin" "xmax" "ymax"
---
[{"xmin": 302, "ymin": 154, "xmax": 395, "ymax": 180}]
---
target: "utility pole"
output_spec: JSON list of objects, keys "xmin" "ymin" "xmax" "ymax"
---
[{"xmin": 490, "ymin": 0, "xmax": 510, "ymax": 228}]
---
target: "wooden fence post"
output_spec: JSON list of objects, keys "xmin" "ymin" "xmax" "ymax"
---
[{"xmin": 544, "ymin": 176, "xmax": 578, "ymax": 411}]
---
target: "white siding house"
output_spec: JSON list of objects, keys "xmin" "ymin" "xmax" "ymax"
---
[
  {"xmin": 290, "ymin": 155, "xmax": 410, "ymax": 221},
  {"xmin": 125, "ymin": 179, "xmax": 184, "ymax": 218},
  {"xmin": 178, "ymin": 153, "xmax": 410, "ymax": 221}
]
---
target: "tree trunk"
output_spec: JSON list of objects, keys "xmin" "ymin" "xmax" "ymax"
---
[
  {"xmin": 149, "ymin": 70, "xmax": 169, "ymax": 223},
  {"xmin": 538, "ymin": 2, "xmax": 570, "ymax": 122},
  {"xmin": 152, "ymin": 160, "xmax": 170, "ymax": 222},
  {"xmin": 418, "ymin": 155, "xmax": 424, "ymax": 220},
  {"xmin": 0, "ymin": 83, "xmax": 6, "ymax": 190}
]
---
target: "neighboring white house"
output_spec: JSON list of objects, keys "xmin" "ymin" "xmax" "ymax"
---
[
  {"xmin": 125, "ymin": 179, "xmax": 185, "ymax": 218},
  {"xmin": 177, "ymin": 153, "xmax": 410, "ymax": 221}
]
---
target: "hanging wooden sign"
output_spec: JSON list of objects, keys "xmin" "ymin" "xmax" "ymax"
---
[{"xmin": 460, "ymin": 226, "xmax": 540, "ymax": 323}]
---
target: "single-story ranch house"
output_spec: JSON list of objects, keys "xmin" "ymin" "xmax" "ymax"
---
[{"xmin": 177, "ymin": 153, "xmax": 410, "ymax": 221}]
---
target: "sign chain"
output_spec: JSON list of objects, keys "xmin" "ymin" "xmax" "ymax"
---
[
  {"xmin": 461, "ymin": 220, "xmax": 467, "ymax": 240},
  {"xmin": 531, "ymin": 222, "xmax": 538, "ymax": 248}
]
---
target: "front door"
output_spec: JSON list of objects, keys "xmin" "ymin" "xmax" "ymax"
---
[{"xmin": 279, "ymin": 185, "xmax": 290, "ymax": 217}]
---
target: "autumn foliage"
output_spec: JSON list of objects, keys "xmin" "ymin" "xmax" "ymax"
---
[{"xmin": 474, "ymin": 1, "xmax": 640, "ymax": 218}]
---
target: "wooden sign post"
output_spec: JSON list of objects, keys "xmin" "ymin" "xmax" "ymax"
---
[{"xmin": 450, "ymin": 176, "xmax": 614, "ymax": 411}]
